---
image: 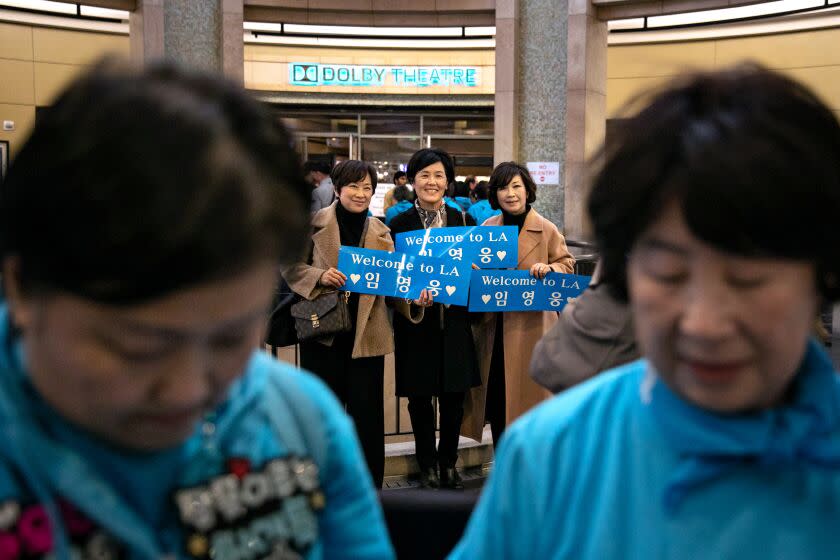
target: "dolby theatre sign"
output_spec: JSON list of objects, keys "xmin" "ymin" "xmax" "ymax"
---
[{"xmin": 289, "ymin": 62, "xmax": 480, "ymax": 88}]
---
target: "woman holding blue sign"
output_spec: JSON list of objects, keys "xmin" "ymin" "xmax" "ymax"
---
[
  {"xmin": 452, "ymin": 65, "xmax": 840, "ymax": 559},
  {"xmin": 390, "ymin": 148, "xmax": 482, "ymax": 490},
  {"xmin": 284, "ymin": 159, "xmax": 420, "ymax": 489},
  {"xmin": 462, "ymin": 162, "xmax": 575, "ymax": 448}
]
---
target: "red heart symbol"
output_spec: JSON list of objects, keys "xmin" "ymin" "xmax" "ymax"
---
[{"xmin": 227, "ymin": 458, "xmax": 251, "ymax": 479}]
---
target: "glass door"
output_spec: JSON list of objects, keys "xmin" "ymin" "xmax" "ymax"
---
[
  {"xmin": 296, "ymin": 132, "xmax": 357, "ymax": 163},
  {"xmin": 359, "ymin": 135, "xmax": 423, "ymax": 218}
]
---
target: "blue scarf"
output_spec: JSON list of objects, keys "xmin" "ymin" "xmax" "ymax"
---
[{"xmin": 645, "ymin": 339, "xmax": 840, "ymax": 513}]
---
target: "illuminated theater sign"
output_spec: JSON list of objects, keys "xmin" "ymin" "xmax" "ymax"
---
[{"xmin": 289, "ymin": 62, "xmax": 480, "ymax": 88}]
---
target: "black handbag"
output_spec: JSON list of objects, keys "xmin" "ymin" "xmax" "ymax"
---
[
  {"xmin": 265, "ymin": 277, "xmax": 302, "ymax": 347},
  {"xmin": 290, "ymin": 290, "xmax": 352, "ymax": 342}
]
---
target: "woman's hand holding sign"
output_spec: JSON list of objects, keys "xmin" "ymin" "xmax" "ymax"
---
[
  {"xmin": 413, "ymin": 288, "xmax": 434, "ymax": 307},
  {"xmin": 530, "ymin": 262, "xmax": 551, "ymax": 279},
  {"xmin": 320, "ymin": 267, "xmax": 347, "ymax": 288}
]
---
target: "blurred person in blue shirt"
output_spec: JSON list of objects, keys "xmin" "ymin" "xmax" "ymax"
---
[
  {"xmin": 450, "ymin": 181, "xmax": 473, "ymax": 212},
  {"xmin": 0, "ymin": 59, "xmax": 394, "ymax": 560},
  {"xmin": 384, "ymin": 184, "xmax": 415, "ymax": 225},
  {"xmin": 466, "ymin": 181, "xmax": 500, "ymax": 225},
  {"xmin": 451, "ymin": 64, "xmax": 840, "ymax": 559}
]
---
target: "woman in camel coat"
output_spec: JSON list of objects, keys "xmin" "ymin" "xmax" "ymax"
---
[
  {"xmin": 462, "ymin": 161, "xmax": 575, "ymax": 446},
  {"xmin": 284, "ymin": 159, "xmax": 421, "ymax": 488}
]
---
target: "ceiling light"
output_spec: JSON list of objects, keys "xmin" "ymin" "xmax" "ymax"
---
[
  {"xmin": 245, "ymin": 33, "xmax": 495, "ymax": 49},
  {"xmin": 464, "ymin": 26, "xmax": 496, "ymax": 36},
  {"xmin": 0, "ymin": 0, "xmax": 75, "ymax": 14},
  {"xmin": 244, "ymin": 21, "xmax": 283, "ymax": 33},
  {"xmin": 647, "ymin": 0, "xmax": 823, "ymax": 27},
  {"xmin": 608, "ymin": 18, "xmax": 645, "ymax": 31},
  {"xmin": 79, "ymin": 5, "xmax": 128, "ymax": 19},
  {"xmin": 283, "ymin": 23, "xmax": 462, "ymax": 37}
]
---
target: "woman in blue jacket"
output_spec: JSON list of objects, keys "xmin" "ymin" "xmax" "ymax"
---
[
  {"xmin": 0, "ymin": 60, "xmax": 394, "ymax": 559},
  {"xmin": 452, "ymin": 64, "xmax": 840, "ymax": 559}
]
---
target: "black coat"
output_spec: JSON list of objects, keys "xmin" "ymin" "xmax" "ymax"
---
[{"xmin": 389, "ymin": 205, "xmax": 481, "ymax": 396}]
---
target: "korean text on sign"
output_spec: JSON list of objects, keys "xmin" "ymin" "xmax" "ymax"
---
[
  {"xmin": 468, "ymin": 270, "xmax": 591, "ymax": 312},
  {"xmin": 337, "ymin": 246, "xmax": 471, "ymax": 306},
  {"xmin": 394, "ymin": 226, "xmax": 518, "ymax": 268}
]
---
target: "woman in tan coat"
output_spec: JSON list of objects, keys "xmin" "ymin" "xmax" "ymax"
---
[
  {"xmin": 284, "ymin": 159, "xmax": 423, "ymax": 488},
  {"xmin": 463, "ymin": 161, "xmax": 575, "ymax": 446}
]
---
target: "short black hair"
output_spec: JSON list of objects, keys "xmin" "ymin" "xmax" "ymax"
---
[
  {"xmin": 0, "ymin": 58, "xmax": 310, "ymax": 304},
  {"xmin": 331, "ymin": 160, "xmax": 377, "ymax": 193},
  {"xmin": 393, "ymin": 171, "xmax": 407, "ymax": 184},
  {"xmin": 303, "ymin": 160, "xmax": 331, "ymax": 175},
  {"xmin": 473, "ymin": 181, "xmax": 489, "ymax": 201},
  {"xmin": 453, "ymin": 181, "xmax": 470, "ymax": 199},
  {"xmin": 392, "ymin": 185, "xmax": 414, "ymax": 203},
  {"xmin": 407, "ymin": 148, "xmax": 455, "ymax": 185},
  {"xmin": 588, "ymin": 63, "xmax": 840, "ymax": 302},
  {"xmin": 487, "ymin": 162, "xmax": 537, "ymax": 210}
]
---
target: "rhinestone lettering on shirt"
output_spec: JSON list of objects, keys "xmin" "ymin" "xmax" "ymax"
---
[{"xmin": 174, "ymin": 457, "xmax": 324, "ymax": 560}]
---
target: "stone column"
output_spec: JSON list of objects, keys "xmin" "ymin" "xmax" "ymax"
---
[
  {"xmin": 564, "ymin": 0, "xmax": 607, "ymax": 239},
  {"xmin": 518, "ymin": 0, "xmax": 568, "ymax": 229},
  {"xmin": 221, "ymin": 0, "xmax": 244, "ymax": 83},
  {"xmin": 130, "ymin": 0, "xmax": 244, "ymax": 84},
  {"xmin": 494, "ymin": 0, "xmax": 607, "ymax": 237},
  {"xmin": 129, "ymin": 0, "xmax": 164, "ymax": 67},
  {"xmin": 494, "ymin": 0, "xmax": 519, "ymax": 166}
]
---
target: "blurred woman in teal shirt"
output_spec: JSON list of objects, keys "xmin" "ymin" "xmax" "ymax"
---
[{"xmin": 451, "ymin": 64, "xmax": 840, "ymax": 559}]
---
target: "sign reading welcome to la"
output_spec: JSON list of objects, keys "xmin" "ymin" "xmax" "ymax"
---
[
  {"xmin": 395, "ymin": 226, "xmax": 518, "ymax": 268},
  {"xmin": 468, "ymin": 270, "xmax": 591, "ymax": 312},
  {"xmin": 337, "ymin": 246, "xmax": 471, "ymax": 306},
  {"xmin": 289, "ymin": 63, "xmax": 480, "ymax": 88}
]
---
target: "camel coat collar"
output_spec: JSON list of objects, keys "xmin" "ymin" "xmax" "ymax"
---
[
  {"xmin": 484, "ymin": 209, "xmax": 544, "ymax": 267},
  {"xmin": 309, "ymin": 202, "xmax": 394, "ymax": 357}
]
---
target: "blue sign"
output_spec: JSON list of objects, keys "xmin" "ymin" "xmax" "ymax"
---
[
  {"xmin": 395, "ymin": 226, "xmax": 518, "ymax": 268},
  {"xmin": 468, "ymin": 270, "xmax": 592, "ymax": 312},
  {"xmin": 289, "ymin": 63, "xmax": 480, "ymax": 88},
  {"xmin": 337, "ymin": 246, "xmax": 471, "ymax": 306}
]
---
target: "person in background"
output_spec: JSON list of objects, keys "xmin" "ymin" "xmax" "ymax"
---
[
  {"xmin": 442, "ymin": 182, "xmax": 467, "ymax": 214},
  {"xmin": 451, "ymin": 181, "xmax": 473, "ymax": 212},
  {"xmin": 305, "ymin": 160, "xmax": 335, "ymax": 213},
  {"xmin": 384, "ymin": 184, "xmax": 415, "ymax": 226},
  {"xmin": 465, "ymin": 175, "xmax": 477, "ymax": 197},
  {"xmin": 394, "ymin": 170, "xmax": 408, "ymax": 187},
  {"xmin": 462, "ymin": 162, "xmax": 575, "ymax": 448},
  {"xmin": 383, "ymin": 171, "xmax": 408, "ymax": 215},
  {"xmin": 467, "ymin": 181, "xmax": 499, "ymax": 225},
  {"xmin": 0, "ymin": 60, "xmax": 394, "ymax": 559},
  {"xmin": 389, "ymin": 148, "xmax": 481, "ymax": 490},
  {"xmin": 451, "ymin": 64, "xmax": 840, "ymax": 559}
]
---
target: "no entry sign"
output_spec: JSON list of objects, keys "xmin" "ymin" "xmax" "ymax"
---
[{"xmin": 526, "ymin": 162, "xmax": 560, "ymax": 185}]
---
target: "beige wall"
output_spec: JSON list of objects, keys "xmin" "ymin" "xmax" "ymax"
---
[
  {"xmin": 0, "ymin": 22, "xmax": 128, "ymax": 160},
  {"xmin": 607, "ymin": 27, "xmax": 840, "ymax": 122},
  {"xmin": 244, "ymin": 44, "xmax": 495, "ymax": 95},
  {"xmin": 4, "ymin": 21, "xmax": 840, "ymax": 157}
]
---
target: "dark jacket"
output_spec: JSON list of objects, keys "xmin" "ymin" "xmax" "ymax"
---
[
  {"xmin": 529, "ymin": 283, "xmax": 639, "ymax": 393},
  {"xmin": 389, "ymin": 206, "xmax": 481, "ymax": 396}
]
